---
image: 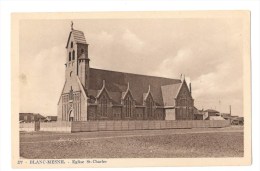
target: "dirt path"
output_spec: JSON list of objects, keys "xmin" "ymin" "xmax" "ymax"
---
[{"xmin": 20, "ymin": 127, "xmax": 243, "ymax": 144}]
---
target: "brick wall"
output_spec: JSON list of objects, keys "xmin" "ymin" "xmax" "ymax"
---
[
  {"xmin": 155, "ymin": 108, "xmax": 165, "ymax": 120},
  {"xmin": 88, "ymin": 105, "xmax": 97, "ymax": 120},
  {"xmin": 87, "ymin": 105, "xmax": 167, "ymax": 121},
  {"xmin": 135, "ymin": 107, "xmax": 145, "ymax": 120},
  {"xmin": 112, "ymin": 106, "xmax": 122, "ymax": 120}
]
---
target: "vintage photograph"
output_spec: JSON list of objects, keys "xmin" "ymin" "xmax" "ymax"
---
[{"xmin": 12, "ymin": 11, "xmax": 251, "ymax": 167}]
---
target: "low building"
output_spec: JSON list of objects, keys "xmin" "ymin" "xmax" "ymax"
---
[
  {"xmin": 204, "ymin": 109, "xmax": 220, "ymax": 120},
  {"xmin": 205, "ymin": 109, "xmax": 220, "ymax": 116},
  {"xmin": 44, "ymin": 116, "xmax": 58, "ymax": 122},
  {"xmin": 208, "ymin": 116, "xmax": 225, "ymax": 120},
  {"xmin": 221, "ymin": 113, "xmax": 231, "ymax": 120},
  {"xmin": 19, "ymin": 113, "xmax": 45, "ymax": 123},
  {"xmin": 219, "ymin": 113, "xmax": 243, "ymax": 125},
  {"xmin": 230, "ymin": 116, "xmax": 244, "ymax": 125},
  {"xmin": 194, "ymin": 108, "xmax": 208, "ymax": 120}
]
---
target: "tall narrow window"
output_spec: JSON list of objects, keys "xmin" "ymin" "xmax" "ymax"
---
[
  {"xmin": 146, "ymin": 96, "xmax": 153, "ymax": 117},
  {"xmin": 72, "ymin": 50, "xmax": 75, "ymax": 60},
  {"xmin": 101, "ymin": 96, "xmax": 107, "ymax": 117},
  {"xmin": 69, "ymin": 52, "xmax": 71, "ymax": 61},
  {"xmin": 71, "ymin": 42, "xmax": 73, "ymax": 48},
  {"xmin": 69, "ymin": 87, "xmax": 73, "ymax": 101},
  {"xmin": 125, "ymin": 96, "xmax": 132, "ymax": 117}
]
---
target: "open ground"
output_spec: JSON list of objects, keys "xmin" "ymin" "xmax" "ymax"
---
[{"xmin": 20, "ymin": 126, "xmax": 243, "ymax": 159}]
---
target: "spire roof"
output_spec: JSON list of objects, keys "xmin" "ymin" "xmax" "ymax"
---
[{"xmin": 66, "ymin": 29, "xmax": 87, "ymax": 48}]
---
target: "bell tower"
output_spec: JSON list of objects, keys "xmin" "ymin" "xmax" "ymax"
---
[
  {"xmin": 58, "ymin": 22, "xmax": 89, "ymax": 122},
  {"xmin": 65, "ymin": 22, "xmax": 90, "ymax": 91}
]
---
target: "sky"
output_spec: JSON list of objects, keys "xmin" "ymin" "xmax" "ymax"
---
[{"xmin": 19, "ymin": 17, "xmax": 245, "ymax": 116}]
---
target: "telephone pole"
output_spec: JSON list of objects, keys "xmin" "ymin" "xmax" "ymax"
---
[{"xmin": 219, "ymin": 100, "xmax": 221, "ymax": 113}]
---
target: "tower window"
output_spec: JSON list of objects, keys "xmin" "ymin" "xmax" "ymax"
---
[
  {"xmin": 69, "ymin": 87, "xmax": 73, "ymax": 101},
  {"xmin": 70, "ymin": 71, "xmax": 73, "ymax": 77},
  {"xmin": 69, "ymin": 52, "xmax": 71, "ymax": 61},
  {"xmin": 71, "ymin": 42, "xmax": 73, "ymax": 48},
  {"xmin": 72, "ymin": 50, "xmax": 75, "ymax": 60}
]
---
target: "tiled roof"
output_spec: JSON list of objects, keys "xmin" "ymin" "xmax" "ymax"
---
[
  {"xmin": 161, "ymin": 83, "xmax": 182, "ymax": 106},
  {"xmin": 66, "ymin": 30, "xmax": 87, "ymax": 48},
  {"xmin": 88, "ymin": 68, "xmax": 181, "ymax": 106},
  {"xmin": 19, "ymin": 113, "xmax": 45, "ymax": 118},
  {"xmin": 194, "ymin": 109, "xmax": 205, "ymax": 115},
  {"xmin": 205, "ymin": 109, "xmax": 219, "ymax": 113}
]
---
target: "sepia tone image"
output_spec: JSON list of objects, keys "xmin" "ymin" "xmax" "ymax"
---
[{"xmin": 12, "ymin": 11, "xmax": 251, "ymax": 167}]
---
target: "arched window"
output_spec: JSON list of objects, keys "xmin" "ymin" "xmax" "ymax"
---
[
  {"xmin": 70, "ymin": 71, "xmax": 73, "ymax": 77},
  {"xmin": 101, "ymin": 96, "xmax": 107, "ymax": 117},
  {"xmin": 146, "ymin": 95, "xmax": 153, "ymax": 117},
  {"xmin": 69, "ymin": 52, "xmax": 71, "ymax": 61},
  {"xmin": 125, "ymin": 95, "xmax": 132, "ymax": 117},
  {"xmin": 72, "ymin": 50, "xmax": 75, "ymax": 60}
]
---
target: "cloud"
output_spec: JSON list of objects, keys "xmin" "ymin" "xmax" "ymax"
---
[
  {"xmin": 152, "ymin": 45, "xmax": 243, "ymax": 116},
  {"xmin": 152, "ymin": 48, "xmax": 193, "ymax": 78},
  {"xmin": 193, "ymin": 64, "xmax": 242, "ymax": 98},
  {"xmin": 96, "ymin": 31, "xmax": 114, "ymax": 46},
  {"xmin": 192, "ymin": 62, "xmax": 243, "ymax": 115},
  {"xmin": 89, "ymin": 29, "xmax": 149, "ymax": 75},
  {"xmin": 20, "ymin": 44, "xmax": 65, "ymax": 115},
  {"xmin": 122, "ymin": 29, "xmax": 145, "ymax": 52}
]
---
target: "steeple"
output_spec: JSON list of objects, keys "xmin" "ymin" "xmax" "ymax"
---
[{"xmin": 65, "ymin": 22, "xmax": 90, "ymax": 90}]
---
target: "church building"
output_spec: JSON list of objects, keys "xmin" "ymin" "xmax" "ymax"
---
[{"xmin": 57, "ymin": 24, "xmax": 195, "ymax": 121}]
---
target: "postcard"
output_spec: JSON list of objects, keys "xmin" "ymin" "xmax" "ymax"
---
[{"xmin": 12, "ymin": 11, "xmax": 251, "ymax": 168}]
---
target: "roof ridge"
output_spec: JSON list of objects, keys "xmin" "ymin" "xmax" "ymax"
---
[
  {"xmin": 90, "ymin": 67, "xmax": 181, "ymax": 81},
  {"xmin": 161, "ymin": 82, "xmax": 182, "ymax": 88}
]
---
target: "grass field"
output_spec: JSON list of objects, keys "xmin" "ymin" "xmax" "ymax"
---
[{"xmin": 20, "ymin": 127, "xmax": 244, "ymax": 158}]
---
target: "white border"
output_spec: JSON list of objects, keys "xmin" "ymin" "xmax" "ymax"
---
[{"xmin": 1, "ymin": 0, "xmax": 259, "ymax": 171}]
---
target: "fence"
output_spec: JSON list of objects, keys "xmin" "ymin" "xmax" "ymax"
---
[
  {"xmin": 71, "ymin": 120, "xmax": 230, "ymax": 133},
  {"xmin": 19, "ymin": 122, "xmax": 35, "ymax": 132},
  {"xmin": 19, "ymin": 121, "xmax": 71, "ymax": 132},
  {"xmin": 20, "ymin": 120, "xmax": 230, "ymax": 133}
]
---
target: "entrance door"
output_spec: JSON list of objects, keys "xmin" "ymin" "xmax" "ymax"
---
[{"xmin": 69, "ymin": 109, "xmax": 74, "ymax": 121}]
